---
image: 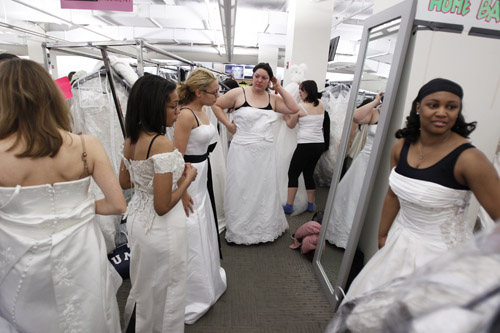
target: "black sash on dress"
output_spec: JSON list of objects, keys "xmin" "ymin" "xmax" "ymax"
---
[{"xmin": 184, "ymin": 142, "xmax": 222, "ymax": 259}]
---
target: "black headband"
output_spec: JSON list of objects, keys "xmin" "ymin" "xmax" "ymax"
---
[{"xmin": 416, "ymin": 78, "xmax": 463, "ymax": 103}]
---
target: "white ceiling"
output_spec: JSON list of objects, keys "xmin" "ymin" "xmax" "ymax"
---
[{"xmin": 0, "ymin": 0, "xmax": 375, "ymax": 69}]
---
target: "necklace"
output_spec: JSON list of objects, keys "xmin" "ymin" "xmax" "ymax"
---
[{"xmin": 418, "ymin": 141, "xmax": 425, "ymax": 160}]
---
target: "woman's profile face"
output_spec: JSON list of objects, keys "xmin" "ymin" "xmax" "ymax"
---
[
  {"xmin": 299, "ymin": 86, "xmax": 307, "ymax": 101},
  {"xmin": 200, "ymin": 79, "xmax": 219, "ymax": 106},
  {"xmin": 165, "ymin": 90, "xmax": 180, "ymax": 127},
  {"xmin": 417, "ymin": 91, "xmax": 461, "ymax": 135},
  {"xmin": 252, "ymin": 68, "xmax": 270, "ymax": 90}
]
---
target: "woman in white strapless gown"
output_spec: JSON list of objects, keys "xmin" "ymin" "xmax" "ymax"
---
[
  {"xmin": 326, "ymin": 93, "xmax": 383, "ymax": 248},
  {"xmin": 120, "ymin": 75, "xmax": 197, "ymax": 332},
  {"xmin": 174, "ymin": 68, "xmax": 226, "ymax": 324},
  {"xmin": 344, "ymin": 78, "xmax": 500, "ymax": 301},
  {"xmin": 0, "ymin": 59, "xmax": 127, "ymax": 332},
  {"xmin": 212, "ymin": 63, "xmax": 300, "ymax": 244},
  {"xmin": 326, "ymin": 124, "xmax": 377, "ymax": 248}
]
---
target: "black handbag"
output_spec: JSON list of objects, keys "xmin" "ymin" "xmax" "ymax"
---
[{"xmin": 107, "ymin": 229, "xmax": 130, "ymax": 280}]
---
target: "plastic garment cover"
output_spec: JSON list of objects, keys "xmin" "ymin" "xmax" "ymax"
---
[
  {"xmin": 314, "ymin": 87, "xmax": 351, "ymax": 187},
  {"xmin": 326, "ymin": 224, "xmax": 500, "ymax": 333},
  {"xmin": 71, "ymin": 69, "xmax": 129, "ymax": 252}
]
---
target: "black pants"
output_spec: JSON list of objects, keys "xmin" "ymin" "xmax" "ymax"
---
[{"xmin": 287, "ymin": 143, "xmax": 324, "ymax": 189}]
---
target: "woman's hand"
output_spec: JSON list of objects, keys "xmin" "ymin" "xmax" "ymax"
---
[
  {"xmin": 375, "ymin": 92, "xmax": 384, "ymax": 106},
  {"xmin": 182, "ymin": 192, "xmax": 194, "ymax": 216},
  {"xmin": 184, "ymin": 163, "xmax": 197, "ymax": 182},
  {"xmin": 269, "ymin": 76, "xmax": 281, "ymax": 92},
  {"xmin": 227, "ymin": 121, "xmax": 237, "ymax": 134},
  {"xmin": 378, "ymin": 234, "xmax": 387, "ymax": 249}
]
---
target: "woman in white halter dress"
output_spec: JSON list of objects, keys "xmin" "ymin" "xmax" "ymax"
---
[
  {"xmin": 174, "ymin": 68, "xmax": 226, "ymax": 324},
  {"xmin": 212, "ymin": 63, "xmax": 300, "ymax": 244},
  {"xmin": 0, "ymin": 59, "xmax": 127, "ymax": 333}
]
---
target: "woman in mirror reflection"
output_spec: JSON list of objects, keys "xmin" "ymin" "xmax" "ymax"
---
[
  {"xmin": 212, "ymin": 63, "xmax": 300, "ymax": 244},
  {"xmin": 344, "ymin": 78, "xmax": 500, "ymax": 301},
  {"xmin": 283, "ymin": 80, "xmax": 327, "ymax": 214},
  {"xmin": 325, "ymin": 92, "xmax": 384, "ymax": 249},
  {"xmin": 174, "ymin": 68, "xmax": 227, "ymax": 324}
]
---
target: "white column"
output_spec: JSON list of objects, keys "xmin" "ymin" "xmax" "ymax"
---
[
  {"xmin": 258, "ymin": 45, "xmax": 279, "ymax": 78},
  {"xmin": 283, "ymin": 0, "xmax": 335, "ymax": 88}
]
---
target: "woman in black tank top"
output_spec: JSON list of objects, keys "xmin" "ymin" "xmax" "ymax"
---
[
  {"xmin": 212, "ymin": 62, "xmax": 300, "ymax": 133},
  {"xmin": 380, "ymin": 78, "xmax": 500, "ymax": 248}
]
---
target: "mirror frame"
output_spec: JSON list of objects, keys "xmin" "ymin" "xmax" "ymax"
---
[{"xmin": 313, "ymin": 0, "xmax": 417, "ymax": 310}]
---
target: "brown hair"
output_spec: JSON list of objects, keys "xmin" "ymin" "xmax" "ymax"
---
[
  {"xmin": 0, "ymin": 59, "xmax": 72, "ymax": 157},
  {"xmin": 177, "ymin": 68, "xmax": 217, "ymax": 105}
]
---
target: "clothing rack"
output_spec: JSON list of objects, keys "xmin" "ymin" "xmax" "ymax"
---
[{"xmin": 43, "ymin": 39, "xmax": 231, "ymax": 138}]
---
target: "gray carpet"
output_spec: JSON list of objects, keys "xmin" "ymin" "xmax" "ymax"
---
[{"xmin": 117, "ymin": 186, "xmax": 335, "ymax": 332}]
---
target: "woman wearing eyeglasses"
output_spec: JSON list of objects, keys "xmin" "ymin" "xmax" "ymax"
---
[
  {"xmin": 212, "ymin": 63, "xmax": 300, "ymax": 245},
  {"xmin": 174, "ymin": 68, "xmax": 227, "ymax": 324}
]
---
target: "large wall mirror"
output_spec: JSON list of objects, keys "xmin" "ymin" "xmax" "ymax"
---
[{"xmin": 313, "ymin": 0, "xmax": 417, "ymax": 310}]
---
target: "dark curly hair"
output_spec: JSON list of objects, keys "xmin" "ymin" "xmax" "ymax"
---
[
  {"xmin": 299, "ymin": 80, "xmax": 322, "ymax": 106},
  {"xmin": 395, "ymin": 79, "xmax": 476, "ymax": 142}
]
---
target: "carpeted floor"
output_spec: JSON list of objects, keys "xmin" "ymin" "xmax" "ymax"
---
[{"xmin": 117, "ymin": 186, "xmax": 335, "ymax": 332}]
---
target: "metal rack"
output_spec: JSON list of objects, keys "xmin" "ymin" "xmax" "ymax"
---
[{"xmin": 42, "ymin": 39, "xmax": 230, "ymax": 138}]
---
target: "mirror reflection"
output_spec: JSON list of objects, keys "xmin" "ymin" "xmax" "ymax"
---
[{"xmin": 318, "ymin": 19, "xmax": 401, "ymax": 289}]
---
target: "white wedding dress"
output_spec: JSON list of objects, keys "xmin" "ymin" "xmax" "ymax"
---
[
  {"xmin": 122, "ymin": 150, "xmax": 188, "ymax": 333},
  {"xmin": 344, "ymin": 165, "xmax": 473, "ymax": 300},
  {"xmin": 325, "ymin": 124, "xmax": 377, "ymax": 248},
  {"xmin": 0, "ymin": 177, "xmax": 122, "ymax": 333},
  {"xmin": 224, "ymin": 106, "xmax": 288, "ymax": 244},
  {"xmin": 183, "ymin": 122, "xmax": 227, "ymax": 324}
]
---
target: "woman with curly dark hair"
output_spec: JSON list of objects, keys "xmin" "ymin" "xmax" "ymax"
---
[{"xmin": 343, "ymin": 78, "xmax": 500, "ymax": 301}]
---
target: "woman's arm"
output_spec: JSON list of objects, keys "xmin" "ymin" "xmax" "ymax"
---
[
  {"xmin": 86, "ymin": 135, "xmax": 127, "ymax": 215},
  {"xmin": 283, "ymin": 110, "xmax": 300, "ymax": 129},
  {"xmin": 212, "ymin": 88, "xmax": 240, "ymax": 134},
  {"xmin": 173, "ymin": 110, "xmax": 195, "ymax": 216},
  {"xmin": 271, "ymin": 77, "xmax": 300, "ymax": 115},
  {"xmin": 457, "ymin": 148, "xmax": 500, "ymax": 221},
  {"xmin": 119, "ymin": 138, "xmax": 132, "ymax": 190},
  {"xmin": 353, "ymin": 92, "xmax": 383, "ymax": 124},
  {"xmin": 378, "ymin": 139, "xmax": 403, "ymax": 248},
  {"xmin": 173, "ymin": 109, "xmax": 194, "ymax": 156},
  {"xmin": 151, "ymin": 137, "xmax": 197, "ymax": 216}
]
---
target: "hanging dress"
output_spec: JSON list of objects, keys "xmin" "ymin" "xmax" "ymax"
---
[
  {"xmin": 181, "ymin": 109, "xmax": 227, "ymax": 324},
  {"xmin": 325, "ymin": 123, "xmax": 377, "ymax": 248},
  {"xmin": 344, "ymin": 141, "xmax": 475, "ymax": 300},
  {"xmin": 224, "ymin": 88, "xmax": 289, "ymax": 244},
  {"xmin": 122, "ymin": 139, "xmax": 187, "ymax": 333}
]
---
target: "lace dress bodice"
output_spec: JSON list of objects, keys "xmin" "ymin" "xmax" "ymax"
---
[{"xmin": 123, "ymin": 150, "xmax": 185, "ymax": 232}]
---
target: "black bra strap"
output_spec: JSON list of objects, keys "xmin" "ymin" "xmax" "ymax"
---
[
  {"xmin": 180, "ymin": 107, "xmax": 200, "ymax": 127},
  {"xmin": 146, "ymin": 134, "xmax": 161, "ymax": 159},
  {"xmin": 241, "ymin": 87, "xmax": 247, "ymax": 102}
]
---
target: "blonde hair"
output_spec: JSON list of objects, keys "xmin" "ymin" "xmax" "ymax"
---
[
  {"xmin": 0, "ymin": 59, "xmax": 72, "ymax": 158},
  {"xmin": 177, "ymin": 68, "xmax": 217, "ymax": 105}
]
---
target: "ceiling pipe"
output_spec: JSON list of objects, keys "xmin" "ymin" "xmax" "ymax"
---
[
  {"xmin": 218, "ymin": 0, "xmax": 236, "ymax": 62},
  {"xmin": 11, "ymin": 0, "xmax": 114, "ymax": 40},
  {"xmin": 331, "ymin": 3, "xmax": 373, "ymax": 29},
  {"xmin": 0, "ymin": 21, "xmax": 68, "ymax": 43}
]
